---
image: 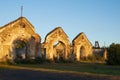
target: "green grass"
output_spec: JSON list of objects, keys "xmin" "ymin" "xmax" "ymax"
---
[{"xmin": 0, "ymin": 62, "xmax": 120, "ymax": 76}]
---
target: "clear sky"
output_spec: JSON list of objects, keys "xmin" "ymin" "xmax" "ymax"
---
[{"xmin": 0, "ymin": 0, "xmax": 120, "ymax": 47}]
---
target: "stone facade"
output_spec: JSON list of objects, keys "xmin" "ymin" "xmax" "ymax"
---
[
  {"xmin": 0, "ymin": 17, "xmax": 41, "ymax": 62},
  {"xmin": 0, "ymin": 17, "xmax": 106, "ymax": 63},
  {"xmin": 72, "ymin": 32, "xmax": 93, "ymax": 61},
  {"xmin": 44, "ymin": 27, "xmax": 70, "ymax": 60},
  {"xmin": 93, "ymin": 48, "xmax": 107, "ymax": 60}
]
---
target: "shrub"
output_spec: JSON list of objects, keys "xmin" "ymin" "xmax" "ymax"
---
[
  {"xmin": 87, "ymin": 54, "xmax": 104, "ymax": 62},
  {"xmin": 106, "ymin": 43, "xmax": 120, "ymax": 65},
  {"xmin": 35, "ymin": 57, "xmax": 45, "ymax": 63}
]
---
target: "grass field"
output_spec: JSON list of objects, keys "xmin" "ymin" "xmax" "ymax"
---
[{"xmin": 0, "ymin": 62, "xmax": 120, "ymax": 76}]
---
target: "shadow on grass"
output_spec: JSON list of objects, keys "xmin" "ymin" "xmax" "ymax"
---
[
  {"xmin": 0, "ymin": 62, "xmax": 120, "ymax": 75},
  {"xmin": 6, "ymin": 62, "xmax": 119, "ymax": 76}
]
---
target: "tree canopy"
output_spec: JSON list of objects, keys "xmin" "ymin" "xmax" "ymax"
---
[{"xmin": 107, "ymin": 43, "xmax": 120, "ymax": 65}]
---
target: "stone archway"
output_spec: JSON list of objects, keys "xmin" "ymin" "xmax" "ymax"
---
[
  {"xmin": 14, "ymin": 40, "xmax": 27, "ymax": 61},
  {"xmin": 72, "ymin": 32, "xmax": 92, "ymax": 61},
  {"xmin": 44, "ymin": 27, "xmax": 70, "ymax": 60},
  {"xmin": 80, "ymin": 46, "xmax": 86, "ymax": 60},
  {"xmin": 53, "ymin": 41, "xmax": 66, "ymax": 61}
]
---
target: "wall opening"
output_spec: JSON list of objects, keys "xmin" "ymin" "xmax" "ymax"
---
[
  {"xmin": 80, "ymin": 46, "xmax": 86, "ymax": 60},
  {"xmin": 53, "ymin": 41, "xmax": 66, "ymax": 61},
  {"xmin": 14, "ymin": 40, "xmax": 27, "ymax": 62}
]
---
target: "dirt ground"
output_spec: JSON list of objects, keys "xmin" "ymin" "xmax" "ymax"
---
[{"xmin": 0, "ymin": 68, "xmax": 120, "ymax": 80}]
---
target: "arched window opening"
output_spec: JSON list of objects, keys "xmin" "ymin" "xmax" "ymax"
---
[
  {"xmin": 53, "ymin": 41, "xmax": 66, "ymax": 61},
  {"xmin": 14, "ymin": 40, "xmax": 27, "ymax": 62},
  {"xmin": 80, "ymin": 46, "xmax": 86, "ymax": 60}
]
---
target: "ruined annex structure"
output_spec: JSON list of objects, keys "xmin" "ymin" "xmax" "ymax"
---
[
  {"xmin": 72, "ymin": 32, "xmax": 93, "ymax": 61},
  {"xmin": 93, "ymin": 41, "xmax": 107, "ymax": 60},
  {"xmin": 0, "ymin": 17, "xmax": 107, "ymax": 63},
  {"xmin": 0, "ymin": 17, "xmax": 41, "ymax": 62}
]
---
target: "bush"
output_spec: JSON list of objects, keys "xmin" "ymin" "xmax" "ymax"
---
[
  {"xmin": 14, "ymin": 57, "xmax": 45, "ymax": 64},
  {"xmin": 106, "ymin": 43, "xmax": 120, "ymax": 65},
  {"xmin": 53, "ymin": 56, "xmax": 74, "ymax": 63},
  {"xmin": 45, "ymin": 59, "xmax": 54, "ymax": 63},
  {"xmin": 35, "ymin": 57, "xmax": 45, "ymax": 63},
  {"xmin": 87, "ymin": 54, "xmax": 104, "ymax": 62}
]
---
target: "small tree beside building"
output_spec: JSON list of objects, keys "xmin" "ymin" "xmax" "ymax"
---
[{"xmin": 107, "ymin": 43, "xmax": 120, "ymax": 65}]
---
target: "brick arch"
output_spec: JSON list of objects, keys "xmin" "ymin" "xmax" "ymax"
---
[
  {"xmin": 72, "ymin": 32, "xmax": 93, "ymax": 61},
  {"xmin": 44, "ymin": 27, "xmax": 70, "ymax": 60}
]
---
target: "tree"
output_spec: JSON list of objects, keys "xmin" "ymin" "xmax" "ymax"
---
[{"xmin": 107, "ymin": 43, "xmax": 120, "ymax": 65}]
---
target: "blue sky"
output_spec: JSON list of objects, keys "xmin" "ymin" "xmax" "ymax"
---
[{"xmin": 0, "ymin": 0, "xmax": 120, "ymax": 47}]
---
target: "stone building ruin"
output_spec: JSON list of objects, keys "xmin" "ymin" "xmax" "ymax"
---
[
  {"xmin": 0, "ymin": 17, "xmax": 41, "ymax": 62},
  {"xmin": 72, "ymin": 32, "xmax": 93, "ymax": 61},
  {"xmin": 0, "ymin": 17, "xmax": 107, "ymax": 63},
  {"xmin": 43, "ymin": 27, "xmax": 70, "ymax": 61}
]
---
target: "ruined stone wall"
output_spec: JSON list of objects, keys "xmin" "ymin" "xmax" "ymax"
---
[
  {"xmin": 0, "ymin": 17, "xmax": 96, "ymax": 63},
  {"xmin": 0, "ymin": 45, "xmax": 11, "ymax": 62},
  {"xmin": 0, "ymin": 17, "xmax": 41, "ymax": 62},
  {"xmin": 44, "ymin": 27, "xmax": 70, "ymax": 60},
  {"xmin": 72, "ymin": 32, "xmax": 93, "ymax": 61},
  {"xmin": 93, "ymin": 48, "xmax": 107, "ymax": 60}
]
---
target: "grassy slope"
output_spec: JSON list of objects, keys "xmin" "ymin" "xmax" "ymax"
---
[{"xmin": 0, "ymin": 62, "xmax": 120, "ymax": 76}]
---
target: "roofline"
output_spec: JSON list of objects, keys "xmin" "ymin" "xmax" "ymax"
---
[
  {"xmin": 0, "ymin": 17, "xmax": 35, "ymax": 30},
  {"xmin": 72, "ymin": 32, "xmax": 92, "ymax": 46},
  {"xmin": 44, "ymin": 27, "xmax": 69, "ymax": 42}
]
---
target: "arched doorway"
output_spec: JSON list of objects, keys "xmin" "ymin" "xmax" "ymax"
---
[
  {"xmin": 53, "ymin": 41, "xmax": 66, "ymax": 61},
  {"xmin": 14, "ymin": 40, "xmax": 27, "ymax": 62},
  {"xmin": 44, "ymin": 27, "xmax": 70, "ymax": 60},
  {"xmin": 72, "ymin": 32, "xmax": 93, "ymax": 61},
  {"xmin": 80, "ymin": 46, "xmax": 86, "ymax": 60}
]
